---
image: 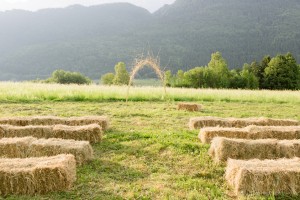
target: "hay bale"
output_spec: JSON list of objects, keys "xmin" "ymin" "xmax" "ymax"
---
[
  {"xmin": 0, "ymin": 124, "xmax": 102, "ymax": 143},
  {"xmin": 28, "ymin": 138, "xmax": 94, "ymax": 165},
  {"xmin": 52, "ymin": 124, "xmax": 102, "ymax": 143},
  {"xmin": 209, "ymin": 137, "xmax": 300, "ymax": 163},
  {"xmin": 0, "ymin": 137, "xmax": 93, "ymax": 165},
  {"xmin": 0, "ymin": 154, "xmax": 76, "ymax": 196},
  {"xmin": 0, "ymin": 116, "xmax": 109, "ymax": 130},
  {"xmin": 66, "ymin": 116, "xmax": 109, "ymax": 130},
  {"xmin": 199, "ymin": 126, "xmax": 300, "ymax": 144},
  {"xmin": 225, "ymin": 158, "xmax": 300, "ymax": 195},
  {"xmin": 177, "ymin": 103, "xmax": 202, "ymax": 112},
  {"xmin": 189, "ymin": 116, "xmax": 299, "ymax": 130},
  {"xmin": 1, "ymin": 125, "xmax": 53, "ymax": 138},
  {"xmin": 0, "ymin": 137, "xmax": 36, "ymax": 158}
]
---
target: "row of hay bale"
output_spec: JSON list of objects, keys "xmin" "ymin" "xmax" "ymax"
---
[
  {"xmin": 0, "ymin": 154, "xmax": 76, "ymax": 196},
  {"xmin": 190, "ymin": 116, "xmax": 299, "ymax": 130},
  {"xmin": 0, "ymin": 115, "xmax": 109, "ymax": 197},
  {"xmin": 0, "ymin": 137, "xmax": 93, "ymax": 165},
  {"xmin": 192, "ymin": 116, "xmax": 300, "ymax": 196},
  {"xmin": 0, "ymin": 124, "xmax": 102, "ymax": 143},
  {"xmin": 0, "ymin": 116, "xmax": 109, "ymax": 130}
]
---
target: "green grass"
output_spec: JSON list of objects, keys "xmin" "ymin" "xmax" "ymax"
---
[
  {"xmin": 0, "ymin": 83, "xmax": 299, "ymax": 199},
  {"xmin": 0, "ymin": 82, "xmax": 299, "ymax": 104}
]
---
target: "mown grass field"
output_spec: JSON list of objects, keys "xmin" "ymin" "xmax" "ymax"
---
[{"xmin": 0, "ymin": 82, "xmax": 299, "ymax": 200}]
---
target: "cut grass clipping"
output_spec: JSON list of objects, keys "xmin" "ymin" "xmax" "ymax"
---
[
  {"xmin": 209, "ymin": 137, "xmax": 300, "ymax": 163},
  {"xmin": 0, "ymin": 137, "xmax": 93, "ymax": 165},
  {"xmin": 226, "ymin": 158, "xmax": 300, "ymax": 196},
  {"xmin": 0, "ymin": 154, "xmax": 76, "ymax": 196},
  {"xmin": 0, "ymin": 124, "xmax": 102, "ymax": 143},
  {"xmin": 0, "ymin": 116, "xmax": 109, "ymax": 130},
  {"xmin": 199, "ymin": 125, "xmax": 300, "ymax": 144},
  {"xmin": 189, "ymin": 116, "xmax": 299, "ymax": 130},
  {"xmin": 177, "ymin": 103, "xmax": 202, "ymax": 112}
]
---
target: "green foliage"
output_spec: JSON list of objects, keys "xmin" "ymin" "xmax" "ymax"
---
[
  {"xmin": 47, "ymin": 70, "xmax": 91, "ymax": 85},
  {"xmin": 113, "ymin": 62, "xmax": 130, "ymax": 85},
  {"xmin": 166, "ymin": 52, "xmax": 299, "ymax": 90},
  {"xmin": 240, "ymin": 65, "xmax": 259, "ymax": 89},
  {"xmin": 207, "ymin": 52, "xmax": 230, "ymax": 88},
  {"xmin": 184, "ymin": 67, "xmax": 207, "ymax": 88},
  {"xmin": 264, "ymin": 53, "xmax": 300, "ymax": 90},
  {"xmin": 101, "ymin": 73, "xmax": 115, "ymax": 85}
]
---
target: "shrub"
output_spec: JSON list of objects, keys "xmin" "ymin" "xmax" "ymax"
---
[
  {"xmin": 101, "ymin": 73, "xmax": 115, "ymax": 85},
  {"xmin": 47, "ymin": 70, "xmax": 91, "ymax": 85}
]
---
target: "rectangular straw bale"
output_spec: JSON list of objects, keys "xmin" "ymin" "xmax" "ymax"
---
[
  {"xmin": 0, "ymin": 154, "xmax": 76, "ymax": 196},
  {"xmin": 199, "ymin": 126, "xmax": 300, "ymax": 144},
  {"xmin": 1, "ymin": 125, "xmax": 52, "ymax": 138},
  {"xmin": 209, "ymin": 137, "xmax": 300, "ymax": 163},
  {"xmin": 0, "ymin": 137, "xmax": 36, "ymax": 158},
  {"xmin": 0, "ymin": 124, "xmax": 102, "ymax": 143},
  {"xmin": 52, "ymin": 124, "xmax": 103, "ymax": 143},
  {"xmin": 177, "ymin": 103, "xmax": 202, "ymax": 112},
  {"xmin": 28, "ymin": 138, "xmax": 94, "ymax": 165},
  {"xmin": 189, "ymin": 116, "xmax": 299, "ymax": 130},
  {"xmin": 0, "ymin": 116, "xmax": 109, "ymax": 130},
  {"xmin": 0, "ymin": 137, "xmax": 93, "ymax": 165},
  {"xmin": 66, "ymin": 116, "xmax": 109, "ymax": 130},
  {"xmin": 225, "ymin": 158, "xmax": 300, "ymax": 195}
]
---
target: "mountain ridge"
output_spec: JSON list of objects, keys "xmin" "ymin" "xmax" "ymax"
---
[{"xmin": 0, "ymin": 0, "xmax": 299, "ymax": 80}]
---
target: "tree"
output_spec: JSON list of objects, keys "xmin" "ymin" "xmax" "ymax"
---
[
  {"xmin": 101, "ymin": 73, "xmax": 115, "ymax": 85},
  {"xmin": 174, "ymin": 70, "xmax": 189, "ymax": 87},
  {"xmin": 207, "ymin": 52, "xmax": 230, "ymax": 88},
  {"xmin": 113, "ymin": 62, "xmax": 130, "ymax": 85},
  {"xmin": 252, "ymin": 56, "xmax": 271, "ymax": 89},
  {"xmin": 184, "ymin": 67, "xmax": 206, "ymax": 88},
  {"xmin": 229, "ymin": 69, "xmax": 246, "ymax": 89},
  {"xmin": 264, "ymin": 53, "xmax": 299, "ymax": 90},
  {"xmin": 164, "ymin": 70, "xmax": 173, "ymax": 87},
  {"xmin": 240, "ymin": 64, "xmax": 259, "ymax": 89},
  {"xmin": 48, "ymin": 69, "xmax": 91, "ymax": 85}
]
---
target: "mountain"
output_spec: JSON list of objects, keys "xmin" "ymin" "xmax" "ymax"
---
[{"xmin": 0, "ymin": 0, "xmax": 299, "ymax": 80}]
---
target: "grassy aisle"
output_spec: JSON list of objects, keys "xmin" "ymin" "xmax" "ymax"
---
[{"xmin": 0, "ymin": 101, "xmax": 299, "ymax": 199}]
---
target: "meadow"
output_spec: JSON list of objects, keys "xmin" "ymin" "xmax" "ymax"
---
[{"xmin": 0, "ymin": 82, "xmax": 299, "ymax": 199}]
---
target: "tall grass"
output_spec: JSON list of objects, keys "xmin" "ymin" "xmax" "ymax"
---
[{"xmin": 0, "ymin": 82, "xmax": 299, "ymax": 103}]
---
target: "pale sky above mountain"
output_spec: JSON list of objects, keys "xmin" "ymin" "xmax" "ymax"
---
[{"xmin": 0, "ymin": 0, "xmax": 176, "ymax": 12}]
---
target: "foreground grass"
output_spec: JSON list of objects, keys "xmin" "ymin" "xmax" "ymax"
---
[
  {"xmin": 0, "ymin": 82, "xmax": 299, "ymax": 104},
  {"xmin": 0, "ymin": 100, "xmax": 299, "ymax": 200}
]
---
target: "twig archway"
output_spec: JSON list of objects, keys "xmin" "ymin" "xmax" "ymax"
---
[{"xmin": 126, "ymin": 55, "xmax": 166, "ymax": 102}]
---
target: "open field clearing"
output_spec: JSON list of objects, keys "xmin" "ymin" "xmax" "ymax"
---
[
  {"xmin": 0, "ymin": 82, "xmax": 299, "ymax": 103},
  {"xmin": 0, "ymin": 84, "xmax": 299, "ymax": 199}
]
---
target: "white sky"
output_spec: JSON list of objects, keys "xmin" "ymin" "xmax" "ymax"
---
[{"xmin": 0, "ymin": 0, "xmax": 176, "ymax": 12}]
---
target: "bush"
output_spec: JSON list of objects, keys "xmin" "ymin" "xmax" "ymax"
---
[
  {"xmin": 101, "ymin": 73, "xmax": 115, "ymax": 85},
  {"xmin": 47, "ymin": 70, "xmax": 91, "ymax": 85}
]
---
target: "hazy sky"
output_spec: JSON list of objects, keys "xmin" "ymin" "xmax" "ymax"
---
[{"xmin": 0, "ymin": 0, "xmax": 176, "ymax": 12}]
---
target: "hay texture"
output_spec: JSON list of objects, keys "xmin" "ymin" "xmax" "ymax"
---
[
  {"xmin": 0, "ymin": 154, "xmax": 76, "ymax": 196},
  {"xmin": 0, "ymin": 116, "xmax": 109, "ymax": 130},
  {"xmin": 225, "ymin": 158, "xmax": 300, "ymax": 195},
  {"xmin": 199, "ymin": 125, "xmax": 300, "ymax": 144},
  {"xmin": 209, "ymin": 137, "xmax": 300, "ymax": 163},
  {"xmin": 0, "ymin": 124, "xmax": 102, "ymax": 143},
  {"xmin": 28, "ymin": 138, "xmax": 93, "ymax": 165},
  {"xmin": 0, "ymin": 137, "xmax": 93, "ymax": 165},
  {"xmin": 189, "ymin": 116, "xmax": 299, "ymax": 130},
  {"xmin": 177, "ymin": 103, "xmax": 202, "ymax": 112}
]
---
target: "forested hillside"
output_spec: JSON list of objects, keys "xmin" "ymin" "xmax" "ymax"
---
[{"xmin": 0, "ymin": 0, "xmax": 299, "ymax": 80}]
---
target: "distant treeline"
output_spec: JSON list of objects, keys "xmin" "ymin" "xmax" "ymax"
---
[
  {"xmin": 39, "ymin": 51, "xmax": 300, "ymax": 91},
  {"xmin": 165, "ymin": 52, "xmax": 300, "ymax": 90}
]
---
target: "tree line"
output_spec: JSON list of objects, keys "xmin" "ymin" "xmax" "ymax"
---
[
  {"xmin": 165, "ymin": 52, "xmax": 300, "ymax": 90},
  {"xmin": 40, "ymin": 51, "xmax": 300, "ymax": 91}
]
